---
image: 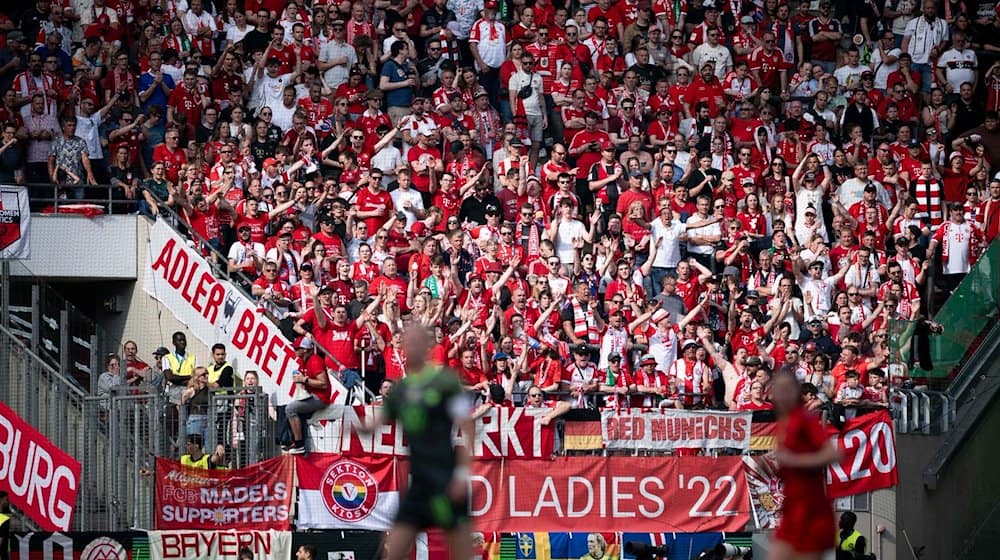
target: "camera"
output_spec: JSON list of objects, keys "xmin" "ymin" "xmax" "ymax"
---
[
  {"xmin": 694, "ymin": 543, "xmax": 752, "ymax": 560},
  {"xmin": 624, "ymin": 541, "xmax": 669, "ymax": 560}
]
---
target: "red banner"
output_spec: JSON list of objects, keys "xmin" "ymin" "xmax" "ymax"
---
[
  {"xmin": 745, "ymin": 411, "xmax": 899, "ymax": 528},
  {"xmin": 154, "ymin": 456, "xmax": 295, "ymax": 530},
  {"xmin": 471, "ymin": 457, "xmax": 750, "ymax": 532},
  {"xmin": 312, "ymin": 405, "xmax": 555, "ymax": 459},
  {"xmin": 0, "ymin": 400, "xmax": 81, "ymax": 531},
  {"xmin": 825, "ymin": 410, "xmax": 898, "ymax": 498}
]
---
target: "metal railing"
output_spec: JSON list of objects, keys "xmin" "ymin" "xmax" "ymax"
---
[
  {"xmin": 25, "ymin": 183, "xmax": 137, "ymax": 215},
  {"xmin": 893, "ymin": 389, "xmax": 956, "ymax": 435},
  {"xmin": 0, "ymin": 323, "xmax": 94, "ymax": 530},
  {"xmin": 4, "ymin": 278, "xmax": 113, "ymax": 392}
]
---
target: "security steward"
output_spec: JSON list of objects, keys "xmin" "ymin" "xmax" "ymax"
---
[
  {"xmin": 835, "ymin": 511, "xmax": 868, "ymax": 560},
  {"xmin": 180, "ymin": 434, "xmax": 226, "ymax": 469}
]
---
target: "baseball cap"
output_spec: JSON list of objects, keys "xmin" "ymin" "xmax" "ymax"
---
[
  {"xmin": 608, "ymin": 352, "xmax": 622, "ymax": 363},
  {"xmin": 492, "ymin": 352, "xmax": 509, "ymax": 361},
  {"xmin": 639, "ymin": 354, "xmax": 657, "ymax": 366},
  {"xmin": 262, "ymin": 157, "xmax": 278, "ymax": 168},
  {"xmin": 510, "ymin": 138, "xmax": 524, "ymax": 148},
  {"xmin": 908, "ymin": 139, "xmax": 921, "ymax": 148},
  {"xmin": 651, "ymin": 309, "xmax": 670, "ymax": 323},
  {"xmin": 630, "ymin": 169, "xmax": 644, "ymax": 178},
  {"xmin": 474, "ymin": 87, "xmax": 489, "ymax": 98},
  {"xmin": 573, "ymin": 344, "xmax": 591, "ymax": 355},
  {"xmin": 804, "ymin": 204, "xmax": 817, "ymax": 215},
  {"xmin": 317, "ymin": 285, "xmax": 334, "ymax": 295},
  {"xmin": 745, "ymin": 290, "xmax": 760, "ymax": 299},
  {"xmin": 723, "ymin": 265, "xmax": 740, "ymax": 277},
  {"xmin": 745, "ymin": 356, "xmax": 763, "ymax": 367},
  {"xmin": 682, "ymin": 339, "xmax": 701, "ymax": 351},
  {"xmin": 485, "ymin": 261, "xmax": 503, "ymax": 274},
  {"xmin": 485, "ymin": 204, "xmax": 500, "ymax": 215},
  {"xmin": 740, "ymin": 15, "xmax": 755, "ymax": 24},
  {"xmin": 153, "ymin": 346, "xmax": 170, "ymax": 356},
  {"xmin": 864, "ymin": 183, "xmax": 877, "ymax": 193}
]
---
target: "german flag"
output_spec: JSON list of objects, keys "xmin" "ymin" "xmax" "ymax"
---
[
  {"xmin": 750, "ymin": 422, "xmax": 778, "ymax": 451},
  {"xmin": 563, "ymin": 420, "xmax": 603, "ymax": 451}
]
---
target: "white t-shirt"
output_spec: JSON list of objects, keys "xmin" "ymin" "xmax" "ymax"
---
[
  {"xmin": 390, "ymin": 187, "xmax": 425, "ymax": 228},
  {"xmin": 870, "ymin": 45, "xmax": 901, "ymax": 90},
  {"xmin": 939, "ymin": 221, "xmax": 975, "ymax": 274},
  {"xmin": 692, "ymin": 43, "xmax": 733, "ymax": 80},
  {"xmin": 650, "ymin": 219, "xmax": 686, "ymax": 268},
  {"xmin": 554, "ymin": 219, "xmax": 587, "ymax": 263},
  {"xmin": 903, "ymin": 15, "xmax": 949, "ymax": 64},
  {"xmin": 75, "ymin": 112, "xmax": 103, "ymax": 159},
  {"xmin": 936, "ymin": 48, "xmax": 978, "ymax": 93}
]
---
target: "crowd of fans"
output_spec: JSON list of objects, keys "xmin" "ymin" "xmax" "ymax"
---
[{"xmin": 7, "ymin": 0, "xmax": 1000, "ymax": 453}]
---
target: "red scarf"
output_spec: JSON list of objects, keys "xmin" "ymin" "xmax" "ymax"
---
[{"xmin": 571, "ymin": 297, "xmax": 599, "ymax": 344}]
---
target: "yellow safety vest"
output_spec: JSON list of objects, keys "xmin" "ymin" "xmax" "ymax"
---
[
  {"xmin": 165, "ymin": 352, "xmax": 196, "ymax": 382},
  {"xmin": 207, "ymin": 361, "xmax": 233, "ymax": 387},
  {"xmin": 0, "ymin": 512, "xmax": 10, "ymax": 527},
  {"xmin": 837, "ymin": 529, "xmax": 863, "ymax": 552},
  {"xmin": 181, "ymin": 453, "xmax": 211, "ymax": 469}
]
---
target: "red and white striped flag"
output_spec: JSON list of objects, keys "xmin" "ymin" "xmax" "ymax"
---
[{"xmin": 296, "ymin": 453, "xmax": 400, "ymax": 530}]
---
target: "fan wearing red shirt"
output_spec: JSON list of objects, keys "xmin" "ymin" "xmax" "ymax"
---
[
  {"xmin": 167, "ymin": 69, "xmax": 207, "ymax": 128},
  {"xmin": 298, "ymin": 83, "xmax": 335, "ymax": 132},
  {"xmin": 748, "ymin": 34, "xmax": 787, "ymax": 93},
  {"xmin": 285, "ymin": 336, "xmax": 331, "ymax": 453},
  {"xmin": 152, "ymin": 129, "xmax": 188, "ymax": 184},
  {"xmin": 314, "ymin": 296, "xmax": 383, "ymax": 375},
  {"xmin": 457, "ymin": 345, "xmax": 489, "ymax": 390},
  {"xmin": 355, "ymin": 177, "xmax": 394, "ymax": 232},
  {"xmin": 408, "ymin": 131, "xmax": 444, "ymax": 195},
  {"xmin": 568, "ymin": 112, "xmax": 612, "ymax": 200},
  {"xmin": 685, "ymin": 63, "xmax": 726, "ymax": 116},
  {"xmin": 674, "ymin": 259, "xmax": 711, "ymax": 312}
]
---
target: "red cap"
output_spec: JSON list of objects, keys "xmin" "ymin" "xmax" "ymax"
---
[
  {"xmin": 262, "ymin": 157, "xmax": 278, "ymax": 169},
  {"xmin": 484, "ymin": 0, "xmax": 499, "ymax": 9}
]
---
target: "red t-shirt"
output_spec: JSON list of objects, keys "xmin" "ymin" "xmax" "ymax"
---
[
  {"xmin": 355, "ymin": 187, "xmax": 393, "ymax": 231},
  {"xmin": 323, "ymin": 321, "xmax": 360, "ymax": 370}
]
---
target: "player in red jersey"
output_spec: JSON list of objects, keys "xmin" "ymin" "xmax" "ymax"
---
[{"xmin": 769, "ymin": 369, "xmax": 840, "ymax": 560}]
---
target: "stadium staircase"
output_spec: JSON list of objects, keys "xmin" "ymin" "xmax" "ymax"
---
[{"xmin": 0, "ymin": 208, "xmax": 272, "ymax": 532}]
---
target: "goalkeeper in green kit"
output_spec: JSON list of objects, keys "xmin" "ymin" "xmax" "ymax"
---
[{"xmin": 365, "ymin": 325, "xmax": 476, "ymax": 559}]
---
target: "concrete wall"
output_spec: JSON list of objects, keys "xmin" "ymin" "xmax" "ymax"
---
[
  {"xmin": 9, "ymin": 215, "xmax": 138, "ymax": 279},
  {"xmin": 895, "ymin": 400, "xmax": 1000, "ymax": 559}
]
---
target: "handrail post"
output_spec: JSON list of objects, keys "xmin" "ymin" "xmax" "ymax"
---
[
  {"xmin": 897, "ymin": 391, "xmax": 910, "ymax": 433},
  {"xmin": 920, "ymin": 393, "xmax": 932, "ymax": 435}
]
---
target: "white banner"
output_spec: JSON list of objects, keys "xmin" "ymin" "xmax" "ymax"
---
[
  {"xmin": 143, "ymin": 220, "xmax": 347, "ymax": 404},
  {"xmin": 307, "ymin": 405, "xmax": 555, "ymax": 459},
  {"xmin": 0, "ymin": 185, "xmax": 30, "ymax": 259},
  {"xmin": 601, "ymin": 409, "xmax": 752, "ymax": 451},
  {"xmin": 148, "ymin": 530, "xmax": 292, "ymax": 560}
]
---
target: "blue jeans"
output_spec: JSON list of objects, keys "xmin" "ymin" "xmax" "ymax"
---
[
  {"xmin": 912, "ymin": 63, "xmax": 934, "ymax": 93},
  {"xmin": 649, "ymin": 266, "xmax": 675, "ymax": 296},
  {"xmin": 338, "ymin": 368, "xmax": 363, "ymax": 390},
  {"xmin": 186, "ymin": 413, "xmax": 209, "ymax": 444}
]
